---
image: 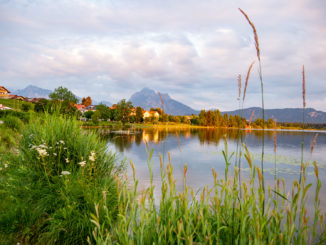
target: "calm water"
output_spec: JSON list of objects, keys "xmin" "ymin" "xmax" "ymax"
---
[{"xmin": 100, "ymin": 127, "xmax": 326, "ymax": 211}]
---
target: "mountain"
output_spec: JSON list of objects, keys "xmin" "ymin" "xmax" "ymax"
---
[
  {"xmin": 129, "ymin": 88, "xmax": 199, "ymax": 116},
  {"xmin": 222, "ymin": 107, "xmax": 326, "ymax": 124},
  {"xmin": 13, "ymin": 85, "xmax": 52, "ymax": 98}
]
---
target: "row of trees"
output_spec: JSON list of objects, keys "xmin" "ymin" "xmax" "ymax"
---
[
  {"xmin": 31, "ymin": 86, "xmax": 279, "ymax": 128},
  {"xmin": 191, "ymin": 109, "xmax": 277, "ymax": 129}
]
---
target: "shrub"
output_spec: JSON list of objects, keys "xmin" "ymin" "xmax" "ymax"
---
[
  {"xmin": 0, "ymin": 113, "xmax": 121, "ymax": 244},
  {"xmin": 2, "ymin": 116, "xmax": 23, "ymax": 132}
]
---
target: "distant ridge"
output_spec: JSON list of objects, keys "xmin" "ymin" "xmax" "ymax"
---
[
  {"xmin": 129, "ymin": 88, "xmax": 199, "ymax": 116},
  {"xmin": 222, "ymin": 107, "xmax": 326, "ymax": 124},
  {"xmin": 13, "ymin": 85, "xmax": 51, "ymax": 98}
]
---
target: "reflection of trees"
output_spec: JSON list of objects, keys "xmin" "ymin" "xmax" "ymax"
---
[{"xmin": 195, "ymin": 128, "xmax": 244, "ymax": 145}]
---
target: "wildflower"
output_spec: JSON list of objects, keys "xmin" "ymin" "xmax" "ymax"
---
[
  {"xmin": 39, "ymin": 144, "xmax": 47, "ymax": 149},
  {"xmin": 53, "ymin": 153, "xmax": 57, "ymax": 156},
  {"xmin": 89, "ymin": 151, "xmax": 96, "ymax": 162},
  {"xmin": 0, "ymin": 168, "xmax": 2, "ymax": 171},
  {"xmin": 59, "ymin": 140, "xmax": 65, "ymax": 144},
  {"xmin": 78, "ymin": 161, "xmax": 86, "ymax": 167},
  {"xmin": 65, "ymin": 158, "xmax": 69, "ymax": 163},
  {"xmin": 64, "ymin": 147, "xmax": 67, "ymax": 150},
  {"xmin": 61, "ymin": 171, "xmax": 71, "ymax": 175},
  {"xmin": 37, "ymin": 148, "xmax": 48, "ymax": 157},
  {"xmin": 4, "ymin": 164, "xmax": 8, "ymax": 168}
]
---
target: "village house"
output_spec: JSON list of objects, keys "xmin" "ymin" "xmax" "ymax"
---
[
  {"xmin": 143, "ymin": 110, "xmax": 160, "ymax": 119},
  {"xmin": 0, "ymin": 86, "xmax": 14, "ymax": 99}
]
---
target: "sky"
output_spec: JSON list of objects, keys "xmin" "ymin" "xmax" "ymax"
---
[{"xmin": 1, "ymin": 0, "xmax": 326, "ymax": 111}]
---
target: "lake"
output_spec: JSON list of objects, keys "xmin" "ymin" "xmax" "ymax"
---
[{"xmin": 100, "ymin": 126, "xmax": 326, "ymax": 213}]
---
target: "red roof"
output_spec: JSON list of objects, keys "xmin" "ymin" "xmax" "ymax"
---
[{"xmin": 74, "ymin": 104, "xmax": 86, "ymax": 110}]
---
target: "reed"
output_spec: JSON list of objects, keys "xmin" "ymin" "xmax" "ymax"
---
[
  {"xmin": 90, "ymin": 139, "xmax": 326, "ymax": 244},
  {"xmin": 239, "ymin": 8, "xmax": 265, "ymax": 212},
  {"xmin": 300, "ymin": 65, "xmax": 306, "ymax": 184}
]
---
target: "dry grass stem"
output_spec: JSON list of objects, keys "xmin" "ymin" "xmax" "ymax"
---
[
  {"xmin": 243, "ymin": 61, "xmax": 255, "ymax": 102},
  {"xmin": 238, "ymin": 74, "xmax": 241, "ymax": 100},
  {"xmin": 273, "ymin": 120, "xmax": 277, "ymax": 153},
  {"xmin": 158, "ymin": 92, "xmax": 165, "ymax": 114},
  {"xmin": 302, "ymin": 65, "xmax": 306, "ymax": 109},
  {"xmin": 310, "ymin": 133, "xmax": 319, "ymax": 156},
  {"xmin": 239, "ymin": 8, "xmax": 261, "ymax": 61},
  {"xmin": 249, "ymin": 111, "xmax": 255, "ymax": 126}
]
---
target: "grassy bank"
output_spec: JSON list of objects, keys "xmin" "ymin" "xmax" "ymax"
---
[{"xmin": 0, "ymin": 113, "xmax": 325, "ymax": 244}]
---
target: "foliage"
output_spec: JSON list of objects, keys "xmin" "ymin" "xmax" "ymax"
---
[
  {"xmin": 21, "ymin": 103, "xmax": 32, "ymax": 112},
  {"xmin": 34, "ymin": 98, "xmax": 50, "ymax": 113},
  {"xmin": 115, "ymin": 99, "xmax": 133, "ymax": 124},
  {"xmin": 0, "ymin": 113, "xmax": 120, "ymax": 244},
  {"xmin": 91, "ymin": 110, "xmax": 101, "ymax": 124},
  {"xmin": 81, "ymin": 96, "xmax": 92, "ymax": 107},
  {"xmin": 135, "ymin": 106, "xmax": 143, "ymax": 123},
  {"xmin": 49, "ymin": 86, "xmax": 78, "ymax": 104},
  {"xmin": 96, "ymin": 104, "xmax": 110, "ymax": 120}
]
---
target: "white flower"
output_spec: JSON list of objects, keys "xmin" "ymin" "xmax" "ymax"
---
[
  {"xmin": 4, "ymin": 164, "xmax": 8, "ymax": 168},
  {"xmin": 78, "ymin": 161, "xmax": 86, "ymax": 167},
  {"xmin": 89, "ymin": 151, "xmax": 96, "ymax": 162},
  {"xmin": 53, "ymin": 153, "xmax": 57, "ymax": 156},
  {"xmin": 37, "ymin": 148, "xmax": 48, "ymax": 157},
  {"xmin": 59, "ymin": 140, "xmax": 65, "ymax": 144},
  {"xmin": 39, "ymin": 144, "xmax": 47, "ymax": 149},
  {"xmin": 64, "ymin": 147, "xmax": 67, "ymax": 150},
  {"xmin": 0, "ymin": 168, "xmax": 2, "ymax": 171},
  {"xmin": 65, "ymin": 158, "xmax": 69, "ymax": 163},
  {"xmin": 61, "ymin": 171, "xmax": 71, "ymax": 175}
]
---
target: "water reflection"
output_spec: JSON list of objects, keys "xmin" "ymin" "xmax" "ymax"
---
[{"xmin": 96, "ymin": 127, "xmax": 326, "ymax": 217}]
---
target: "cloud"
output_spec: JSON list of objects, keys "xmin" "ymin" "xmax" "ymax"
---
[{"xmin": 0, "ymin": 0, "xmax": 325, "ymax": 111}]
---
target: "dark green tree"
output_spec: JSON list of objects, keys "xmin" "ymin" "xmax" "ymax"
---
[
  {"xmin": 34, "ymin": 99, "xmax": 49, "ymax": 113},
  {"xmin": 115, "ymin": 99, "xmax": 133, "ymax": 124},
  {"xmin": 135, "ymin": 106, "xmax": 143, "ymax": 123},
  {"xmin": 49, "ymin": 86, "xmax": 78, "ymax": 104},
  {"xmin": 96, "ymin": 104, "xmax": 110, "ymax": 120}
]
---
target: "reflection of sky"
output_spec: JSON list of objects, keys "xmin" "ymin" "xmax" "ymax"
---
[{"xmin": 107, "ymin": 128, "xmax": 326, "ymax": 214}]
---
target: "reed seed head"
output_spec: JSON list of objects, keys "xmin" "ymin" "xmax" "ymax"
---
[
  {"xmin": 310, "ymin": 133, "xmax": 318, "ymax": 156},
  {"xmin": 249, "ymin": 111, "xmax": 255, "ymax": 126},
  {"xmin": 243, "ymin": 61, "xmax": 255, "ymax": 102},
  {"xmin": 238, "ymin": 74, "xmax": 241, "ymax": 100},
  {"xmin": 239, "ymin": 8, "xmax": 261, "ymax": 61}
]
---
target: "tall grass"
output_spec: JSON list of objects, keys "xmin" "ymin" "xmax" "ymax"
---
[
  {"xmin": 239, "ymin": 8, "xmax": 266, "ymax": 213},
  {"xmin": 91, "ymin": 139, "xmax": 326, "ymax": 244},
  {"xmin": 0, "ymin": 113, "xmax": 121, "ymax": 244}
]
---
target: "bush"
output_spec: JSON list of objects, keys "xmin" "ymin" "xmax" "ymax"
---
[
  {"xmin": 0, "ymin": 113, "xmax": 121, "ymax": 244},
  {"xmin": 2, "ymin": 116, "xmax": 23, "ymax": 132}
]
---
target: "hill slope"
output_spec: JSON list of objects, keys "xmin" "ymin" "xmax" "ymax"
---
[
  {"xmin": 129, "ymin": 88, "xmax": 199, "ymax": 116},
  {"xmin": 223, "ymin": 107, "xmax": 326, "ymax": 124},
  {"xmin": 13, "ymin": 85, "xmax": 52, "ymax": 98}
]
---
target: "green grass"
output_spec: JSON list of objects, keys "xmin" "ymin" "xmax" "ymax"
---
[
  {"xmin": 0, "ymin": 98, "xmax": 34, "ymax": 111},
  {"xmin": 90, "ymin": 140, "xmax": 326, "ymax": 244},
  {"xmin": 0, "ymin": 113, "xmax": 122, "ymax": 244}
]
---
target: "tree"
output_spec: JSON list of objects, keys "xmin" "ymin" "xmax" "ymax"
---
[
  {"xmin": 96, "ymin": 104, "xmax": 110, "ymax": 120},
  {"xmin": 84, "ymin": 111, "xmax": 94, "ymax": 120},
  {"xmin": 49, "ymin": 86, "xmax": 78, "ymax": 104},
  {"xmin": 115, "ymin": 99, "xmax": 133, "ymax": 124},
  {"xmin": 135, "ymin": 106, "xmax": 143, "ymax": 123},
  {"xmin": 82, "ymin": 96, "xmax": 92, "ymax": 107},
  {"xmin": 91, "ymin": 110, "xmax": 101, "ymax": 124}
]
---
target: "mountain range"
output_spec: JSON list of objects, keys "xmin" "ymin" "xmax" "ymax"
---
[
  {"xmin": 223, "ymin": 107, "xmax": 326, "ymax": 124},
  {"xmin": 7, "ymin": 85, "xmax": 326, "ymax": 123},
  {"xmin": 13, "ymin": 85, "xmax": 52, "ymax": 99},
  {"xmin": 128, "ymin": 88, "xmax": 199, "ymax": 116}
]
